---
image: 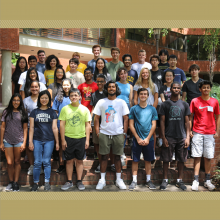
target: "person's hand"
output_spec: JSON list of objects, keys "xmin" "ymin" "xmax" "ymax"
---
[
  {"xmin": 162, "ymin": 138, "xmax": 169, "ymax": 147},
  {"xmin": 214, "ymin": 132, "xmax": 219, "ymax": 139},
  {"xmin": 96, "ymin": 133, "xmax": 99, "ymax": 138},
  {"xmin": 184, "ymin": 137, "xmax": 190, "ymax": 148},
  {"xmin": 29, "ymin": 142, "xmax": 34, "ymax": 151},
  {"xmin": 137, "ymin": 137, "xmax": 144, "ymax": 146},
  {"xmin": 0, "ymin": 143, "xmax": 5, "ymax": 152},
  {"xmin": 85, "ymin": 140, "xmax": 89, "ymax": 149},
  {"xmin": 56, "ymin": 143, "xmax": 59, "ymax": 151},
  {"xmin": 62, "ymin": 141, "xmax": 67, "ymax": 151},
  {"xmin": 20, "ymin": 143, "xmax": 25, "ymax": 152},
  {"xmin": 143, "ymin": 138, "xmax": 149, "ymax": 146},
  {"xmin": 190, "ymin": 131, "xmax": 194, "ymax": 138}
]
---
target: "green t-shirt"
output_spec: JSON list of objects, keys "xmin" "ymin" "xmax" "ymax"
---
[
  {"xmin": 106, "ymin": 61, "xmax": 124, "ymax": 81},
  {"xmin": 59, "ymin": 104, "xmax": 91, "ymax": 139}
]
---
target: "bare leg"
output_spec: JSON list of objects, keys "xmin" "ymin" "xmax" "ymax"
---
[
  {"xmin": 66, "ymin": 159, "xmax": 74, "ymax": 181},
  {"xmin": 204, "ymin": 158, "xmax": 211, "ymax": 174},
  {"xmin": 145, "ymin": 161, "xmax": 151, "ymax": 175},
  {"xmin": 76, "ymin": 160, "xmax": 83, "ymax": 181},
  {"xmin": 177, "ymin": 162, "xmax": 184, "ymax": 179},
  {"xmin": 100, "ymin": 155, "xmax": 108, "ymax": 173},
  {"xmin": 5, "ymin": 148, "xmax": 14, "ymax": 182},
  {"xmin": 114, "ymin": 155, "xmax": 121, "ymax": 173},
  {"xmin": 132, "ymin": 161, "xmax": 138, "ymax": 176},
  {"xmin": 194, "ymin": 157, "xmax": 201, "ymax": 175},
  {"xmin": 163, "ymin": 162, "xmax": 169, "ymax": 179},
  {"xmin": 14, "ymin": 147, "xmax": 21, "ymax": 182},
  {"xmin": 59, "ymin": 134, "xmax": 64, "ymax": 165}
]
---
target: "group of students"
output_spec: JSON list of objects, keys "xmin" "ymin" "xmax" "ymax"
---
[{"xmin": 0, "ymin": 45, "xmax": 219, "ymax": 192}]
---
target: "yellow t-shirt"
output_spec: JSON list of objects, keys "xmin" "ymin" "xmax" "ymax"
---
[
  {"xmin": 66, "ymin": 62, "xmax": 87, "ymax": 75},
  {"xmin": 44, "ymin": 70, "xmax": 54, "ymax": 86}
]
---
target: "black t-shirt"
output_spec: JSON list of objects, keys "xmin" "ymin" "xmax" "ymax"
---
[
  {"xmin": 151, "ymin": 69, "xmax": 165, "ymax": 92},
  {"xmin": 158, "ymin": 62, "xmax": 169, "ymax": 71},
  {"xmin": 159, "ymin": 85, "xmax": 171, "ymax": 101},
  {"xmin": 159, "ymin": 99, "xmax": 191, "ymax": 139},
  {"xmin": 182, "ymin": 78, "xmax": 203, "ymax": 105}
]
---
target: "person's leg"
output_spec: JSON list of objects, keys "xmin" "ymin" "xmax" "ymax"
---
[
  {"xmin": 13, "ymin": 146, "xmax": 22, "ymax": 182},
  {"xmin": 163, "ymin": 162, "xmax": 169, "ymax": 179},
  {"xmin": 177, "ymin": 162, "xmax": 184, "ymax": 179},
  {"xmin": 145, "ymin": 161, "xmax": 151, "ymax": 175},
  {"xmin": 132, "ymin": 161, "xmax": 139, "ymax": 176},
  {"xmin": 100, "ymin": 155, "xmax": 108, "ymax": 173},
  {"xmin": 33, "ymin": 140, "xmax": 43, "ymax": 184},
  {"xmin": 204, "ymin": 158, "xmax": 211, "ymax": 175},
  {"xmin": 194, "ymin": 157, "xmax": 201, "ymax": 176},
  {"xmin": 66, "ymin": 159, "xmax": 74, "ymax": 181},
  {"xmin": 4, "ymin": 146, "xmax": 15, "ymax": 182},
  {"xmin": 76, "ymin": 159, "xmax": 83, "ymax": 181},
  {"xmin": 114, "ymin": 155, "xmax": 122, "ymax": 173},
  {"xmin": 59, "ymin": 133, "xmax": 64, "ymax": 166}
]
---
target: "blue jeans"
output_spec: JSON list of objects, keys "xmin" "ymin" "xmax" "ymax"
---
[{"xmin": 33, "ymin": 140, "xmax": 54, "ymax": 183}]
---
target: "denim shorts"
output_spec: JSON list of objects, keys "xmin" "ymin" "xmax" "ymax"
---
[{"xmin": 3, "ymin": 140, "xmax": 23, "ymax": 148}]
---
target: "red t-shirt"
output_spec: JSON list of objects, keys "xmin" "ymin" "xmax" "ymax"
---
[
  {"xmin": 78, "ymin": 82, "xmax": 98, "ymax": 112},
  {"xmin": 190, "ymin": 97, "xmax": 220, "ymax": 134}
]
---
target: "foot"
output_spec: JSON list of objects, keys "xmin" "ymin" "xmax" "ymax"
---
[
  {"xmin": 116, "ymin": 179, "xmax": 126, "ymax": 190},
  {"xmin": 77, "ymin": 181, "xmax": 85, "ymax": 191},
  {"xmin": 176, "ymin": 180, "xmax": 187, "ymax": 191},
  {"xmin": 191, "ymin": 180, "xmax": 199, "ymax": 191},
  {"xmin": 61, "ymin": 182, "xmax": 73, "ymax": 191},
  {"xmin": 27, "ymin": 165, "xmax": 34, "ymax": 175},
  {"xmin": 5, "ymin": 182, "xmax": 13, "ymax": 192},
  {"xmin": 129, "ymin": 181, "xmax": 137, "ymax": 191},
  {"xmin": 146, "ymin": 180, "xmax": 156, "ymax": 190},
  {"xmin": 96, "ymin": 179, "xmax": 106, "ymax": 190},
  {"xmin": 95, "ymin": 164, "xmax": 100, "ymax": 173},
  {"xmin": 204, "ymin": 180, "xmax": 215, "ymax": 191},
  {"xmin": 12, "ymin": 182, "xmax": 20, "ymax": 192},
  {"xmin": 160, "ymin": 179, "xmax": 168, "ymax": 190},
  {"xmin": 31, "ymin": 183, "xmax": 39, "ymax": 192},
  {"xmin": 44, "ymin": 182, "xmax": 51, "ymax": 191},
  {"xmin": 56, "ymin": 165, "xmax": 65, "ymax": 174}
]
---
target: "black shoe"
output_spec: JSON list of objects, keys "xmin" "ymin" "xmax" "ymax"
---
[
  {"xmin": 31, "ymin": 183, "xmax": 39, "ymax": 191},
  {"xmin": 13, "ymin": 182, "xmax": 20, "ymax": 191},
  {"xmin": 176, "ymin": 180, "xmax": 187, "ymax": 191},
  {"xmin": 56, "ymin": 165, "xmax": 65, "ymax": 174},
  {"xmin": 146, "ymin": 180, "xmax": 156, "ymax": 190},
  {"xmin": 160, "ymin": 180, "xmax": 168, "ymax": 190}
]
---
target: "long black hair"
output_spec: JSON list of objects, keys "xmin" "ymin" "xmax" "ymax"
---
[
  {"xmin": 11, "ymin": 57, "xmax": 28, "ymax": 83},
  {"xmin": 45, "ymin": 55, "xmax": 60, "ymax": 70},
  {"xmin": 93, "ymin": 58, "xmax": 108, "ymax": 82},
  {"xmin": 103, "ymin": 80, "xmax": 121, "ymax": 97},
  {"xmin": 3, "ymin": 93, "xmax": 28, "ymax": 124}
]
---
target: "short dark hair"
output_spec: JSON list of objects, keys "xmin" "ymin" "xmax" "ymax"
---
[
  {"xmin": 168, "ymin": 54, "xmax": 177, "ymax": 61},
  {"xmin": 159, "ymin": 49, "xmax": 169, "ymax": 57},
  {"xmin": 122, "ymin": 54, "xmax": 132, "ymax": 62},
  {"xmin": 165, "ymin": 69, "xmax": 175, "ymax": 77},
  {"xmin": 84, "ymin": 67, "xmax": 93, "ymax": 74},
  {"xmin": 96, "ymin": 74, "xmax": 106, "ymax": 81},
  {"xmin": 28, "ymin": 55, "xmax": 37, "ymax": 62},
  {"xmin": 37, "ymin": 50, "xmax": 45, "ymax": 55},
  {"xmin": 199, "ymin": 80, "xmax": 212, "ymax": 88},
  {"xmin": 92, "ymin": 45, "xmax": 101, "ymax": 51},
  {"xmin": 69, "ymin": 88, "xmax": 81, "ymax": 96},
  {"xmin": 137, "ymin": 88, "xmax": 149, "ymax": 96},
  {"xmin": 171, "ymin": 81, "xmax": 181, "ymax": 89},
  {"xmin": 69, "ymin": 58, "xmax": 79, "ymax": 66},
  {"xmin": 111, "ymin": 47, "xmax": 120, "ymax": 54},
  {"xmin": 189, "ymin": 64, "xmax": 200, "ymax": 73},
  {"xmin": 103, "ymin": 80, "xmax": 121, "ymax": 97},
  {"xmin": 37, "ymin": 90, "xmax": 51, "ymax": 108},
  {"xmin": 150, "ymin": 54, "xmax": 160, "ymax": 63}
]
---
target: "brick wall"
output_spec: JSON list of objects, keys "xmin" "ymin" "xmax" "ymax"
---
[
  {"xmin": 0, "ymin": 29, "xmax": 19, "ymax": 51},
  {"xmin": 212, "ymin": 130, "xmax": 220, "ymax": 174}
]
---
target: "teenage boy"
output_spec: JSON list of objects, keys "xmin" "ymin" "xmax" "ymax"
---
[
  {"xmin": 131, "ymin": 49, "xmax": 152, "ymax": 76},
  {"xmin": 36, "ymin": 50, "xmax": 46, "ymax": 74},
  {"xmin": 59, "ymin": 88, "xmax": 91, "ymax": 191},
  {"xmin": 129, "ymin": 88, "xmax": 158, "ymax": 190},
  {"xmin": 158, "ymin": 49, "xmax": 170, "ymax": 71},
  {"xmin": 66, "ymin": 58, "xmax": 85, "ymax": 88},
  {"xmin": 78, "ymin": 68, "xmax": 98, "ymax": 113},
  {"xmin": 87, "ymin": 45, "xmax": 108, "ymax": 73},
  {"xmin": 106, "ymin": 47, "xmax": 124, "ymax": 81},
  {"xmin": 93, "ymin": 81, "xmax": 129, "ymax": 190},
  {"xmin": 159, "ymin": 82, "xmax": 191, "ymax": 190},
  {"xmin": 66, "ymin": 52, "xmax": 87, "ymax": 74},
  {"xmin": 190, "ymin": 80, "xmax": 220, "ymax": 191},
  {"xmin": 18, "ymin": 55, "xmax": 46, "ymax": 89},
  {"xmin": 164, "ymin": 55, "xmax": 186, "ymax": 87}
]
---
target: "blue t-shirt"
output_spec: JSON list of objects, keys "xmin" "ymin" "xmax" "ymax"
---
[
  {"xmin": 116, "ymin": 82, "xmax": 130, "ymax": 106},
  {"xmin": 164, "ymin": 67, "xmax": 186, "ymax": 85},
  {"xmin": 52, "ymin": 96, "xmax": 71, "ymax": 129},
  {"xmin": 30, "ymin": 108, "xmax": 58, "ymax": 142},
  {"xmin": 87, "ymin": 59, "xmax": 108, "ymax": 73},
  {"xmin": 129, "ymin": 105, "xmax": 158, "ymax": 141},
  {"xmin": 36, "ymin": 62, "xmax": 46, "ymax": 75}
]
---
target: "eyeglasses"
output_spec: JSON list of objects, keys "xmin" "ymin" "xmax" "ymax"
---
[
  {"xmin": 30, "ymin": 72, "xmax": 36, "ymax": 75},
  {"xmin": 97, "ymin": 81, "xmax": 105, "ymax": 84},
  {"xmin": 12, "ymin": 100, "xmax": 20, "ymax": 102}
]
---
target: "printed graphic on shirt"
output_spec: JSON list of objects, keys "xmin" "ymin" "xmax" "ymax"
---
[
  {"xmin": 199, "ymin": 105, "xmax": 209, "ymax": 110},
  {"xmin": 83, "ymin": 87, "xmax": 92, "ymax": 101},
  {"xmin": 67, "ymin": 112, "xmax": 81, "ymax": 127},
  {"xmin": 169, "ymin": 106, "xmax": 181, "ymax": 119},
  {"xmin": 36, "ymin": 113, "xmax": 51, "ymax": 122},
  {"xmin": 105, "ymin": 106, "xmax": 116, "ymax": 123}
]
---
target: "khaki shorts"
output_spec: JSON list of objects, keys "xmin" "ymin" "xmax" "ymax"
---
[
  {"xmin": 99, "ymin": 133, "xmax": 125, "ymax": 155},
  {"xmin": 92, "ymin": 127, "xmax": 99, "ymax": 145}
]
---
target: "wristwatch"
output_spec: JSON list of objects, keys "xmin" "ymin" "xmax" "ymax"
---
[{"xmin": 123, "ymin": 133, "xmax": 127, "ymax": 136}]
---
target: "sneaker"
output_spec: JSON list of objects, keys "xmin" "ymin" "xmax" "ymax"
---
[
  {"xmin": 192, "ymin": 180, "xmax": 199, "ymax": 191},
  {"xmin": 111, "ymin": 164, "xmax": 116, "ymax": 172},
  {"xmin": 129, "ymin": 181, "xmax": 137, "ymax": 191},
  {"xmin": 121, "ymin": 153, "xmax": 126, "ymax": 160},
  {"xmin": 160, "ymin": 180, "xmax": 168, "ymax": 190},
  {"xmin": 157, "ymin": 138, "xmax": 163, "ymax": 147},
  {"xmin": 172, "ymin": 153, "xmax": 175, "ymax": 161},
  {"xmin": 13, "ymin": 182, "xmax": 20, "ymax": 192},
  {"xmin": 77, "ymin": 181, "xmax": 85, "ymax": 191},
  {"xmin": 44, "ymin": 182, "xmax": 51, "ymax": 191},
  {"xmin": 56, "ymin": 165, "xmax": 65, "ymax": 174},
  {"xmin": 204, "ymin": 180, "xmax": 215, "ymax": 191},
  {"xmin": 116, "ymin": 179, "xmax": 126, "ymax": 190},
  {"xmin": 176, "ymin": 180, "xmax": 187, "ymax": 191},
  {"xmin": 146, "ymin": 180, "xmax": 156, "ymax": 190},
  {"xmin": 96, "ymin": 179, "xmax": 106, "ymax": 190},
  {"xmin": 27, "ymin": 165, "xmax": 34, "ymax": 175},
  {"xmin": 31, "ymin": 183, "xmax": 39, "ymax": 191},
  {"xmin": 95, "ymin": 164, "xmax": 100, "ymax": 173},
  {"xmin": 5, "ymin": 182, "xmax": 13, "ymax": 192},
  {"xmin": 61, "ymin": 182, "xmax": 73, "ymax": 191}
]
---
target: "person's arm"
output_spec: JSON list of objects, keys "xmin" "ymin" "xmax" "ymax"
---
[
  {"xmin": 21, "ymin": 123, "xmax": 28, "ymax": 152},
  {"xmin": 184, "ymin": 115, "xmax": 190, "ymax": 148},
  {"xmin": 94, "ymin": 115, "xmax": 100, "ymax": 137},
  {"xmin": 160, "ymin": 115, "xmax": 168, "ymax": 147},
  {"xmin": 0, "ymin": 122, "xmax": 5, "ymax": 152},
  {"xmin": 29, "ymin": 118, "xmax": 34, "ymax": 151},
  {"xmin": 129, "ymin": 119, "xmax": 143, "ymax": 145},
  {"xmin": 85, "ymin": 121, "xmax": 90, "ymax": 149},
  {"xmin": 60, "ymin": 120, "xmax": 67, "ymax": 151},
  {"xmin": 160, "ymin": 93, "xmax": 166, "ymax": 102},
  {"xmin": 52, "ymin": 119, "xmax": 59, "ymax": 151},
  {"xmin": 129, "ymin": 85, "xmax": 133, "ymax": 108},
  {"xmin": 214, "ymin": 114, "xmax": 220, "ymax": 139},
  {"xmin": 189, "ymin": 113, "xmax": 194, "ymax": 138},
  {"xmin": 182, "ymin": 92, "xmax": 187, "ymax": 102},
  {"xmin": 143, "ymin": 120, "xmax": 156, "ymax": 146},
  {"xmin": 123, "ymin": 115, "xmax": 129, "ymax": 136},
  {"xmin": 153, "ymin": 92, "xmax": 158, "ymax": 108},
  {"xmin": 134, "ymin": 90, "xmax": 138, "ymax": 105},
  {"xmin": 21, "ymin": 91, "xmax": 25, "ymax": 100},
  {"xmin": 181, "ymin": 81, "xmax": 186, "ymax": 87}
]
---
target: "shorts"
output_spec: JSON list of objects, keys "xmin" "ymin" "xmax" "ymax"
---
[
  {"xmin": 99, "ymin": 133, "xmax": 125, "ymax": 155},
  {"xmin": 92, "ymin": 126, "xmax": 99, "ymax": 145},
  {"xmin": 160, "ymin": 137, "xmax": 188, "ymax": 162},
  {"xmin": 132, "ymin": 138, "xmax": 154, "ymax": 162},
  {"xmin": 191, "ymin": 132, "xmax": 215, "ymax": 159},
  {"xmin": 63, "ymin": 136, "xmax": 86, "ymax": 160},
  {"xmin": 3, "ymin": 140, "xmax": 23, "ymax": 148}
]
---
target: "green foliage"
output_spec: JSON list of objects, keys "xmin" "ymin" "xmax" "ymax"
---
[
  {"xmin": 213, "ymin": 167, "xmax": 220, "ymax": 181},
  {"xmin": 211, "ymin": 83, "xmax": 220, "ymax": 105},
  {"xmin": 11, "ymin": 53, "xmax": 20, "ymax": 66},
  {"xmin": 148, "ymin": 28, "xmax": 171, "ymax": 37}
]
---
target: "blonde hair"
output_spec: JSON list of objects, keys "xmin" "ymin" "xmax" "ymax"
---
[{"xmin": 135, "ymin": 67, "xmax": 155, "ymax": 95}]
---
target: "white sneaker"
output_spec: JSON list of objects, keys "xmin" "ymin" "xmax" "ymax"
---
[
  {"xmin": 116, "ymin": 179, "xmax": 126, "ymax": 190},
  {"xmin": 157, "ymin": 138, "xmax": 163, "ymax": 147},
  {"xmin": 191, "ymin": 180, "xmax": 199, "ymax": 191},
  {"xmin": 27, "ymin": 165, "xmax": 34, "ymax": 175},
  {"xmin": 96, "ymin": 179, "xmax": 106, "ymax": 190},
  {"xmin": 204, "ymin": 180, "xmax": 215, "ymax": 191},
  {"xmin": 172, "ymin": 153, "xmax": 175, "ymax": 161}
]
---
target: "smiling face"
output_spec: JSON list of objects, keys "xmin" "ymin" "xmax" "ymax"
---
[
  {"xmin": 50, "ymin": 58, "xmax": 57, "ymax": 68},
  {"xmin": 118, "ymin": 69, "xmax": 128, "ymax": 81},
  {"xmin": 96, "ymin": 59, "xmax": 105, "ymax": 71},
  {"xmin": 169, "ymin": 58, "xmax": 177, "ymax": 68},
  {"xmin": 141, "ymin": 68, "xmax": 150, "ymax": 80},
  {"xmin": 96, "ymin": 77, "xmax": 105, "ymax": 90},
  {"xmin": 139, "ymin": 90, "xmax": 148, "ymax": 102},
  {"xmin": 38, "ymin": 52, "xmax": 46, "ymax": 63},
  {"xmin": 18, "ymin": 58, "xmax": 26, "ymax": 70},
  {"xmin": 111, "ymin": 50, "xmax": 119, "ymax": 60},
  {"xmin": 165, "ymin": 71, "xmax": 174, "ymax": 84},
  {"xmin": 28, "ymin": 59, "xmax": 37, "ymax": 68},
  {"xmin": 62, "ymin": 80, "xmax": 71, "ymax": 94},
  {"xmin": 84, "ymin": 70, "xmax": 93, "ymax": 81},
  {"xmin": 69, "ymin": 61, "xmax": 78, "ymax": 70},
  {"xmin": 69, "ymin": 92, "xmax": 81, "ymax": 103},
  {"xmin": 171, "ymin": 83, "xmax": 181, "ymax": 96},
  {"xmin": 107, "ymin": 83, "xmax": 116, "ymax": 96},
  {"xmin": 12, "ymin": 96, "xmax": 21, "ymax": 109},
  {"xmin": 93, "ymin": 47, "xmax": 101, "ymax": 58},
  {"xmin": 199, "ymin": 84, "xmax": 211, "ymax": 96},
  {"xmin": 123, "ymin": 56, "xmax": 132, "ymax": 68},
  {"xmin": 138, "ymin": 52, "xmax": 146, "ymax": 62},
  {"xmin": 56, "ymin": 69, "xmax": 64, "ymax": 80},
  {"xmin": 40, "ymin": 94, "xmax": 49, "ymax": 106},
  {"xmin": 29, "ymin": 70, "xmax": 37, "ymax": 80},
  {"xmin": 30, "ymin": 82, "xmax": 40, "ymax": 95}
]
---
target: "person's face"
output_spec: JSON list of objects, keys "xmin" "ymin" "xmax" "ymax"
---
[
  {"xmin": 165, "ymin": 71, "xmax": 174, "ymax": 83},
  {"xmin": 18, "ymin": 59, "xmax": 26, "ymax": 69},
  {"xmin": 96, "ymin": 59, "xmax": 105, "ymax": 71},
  {"xmin": 169, "ymin": 58, "xmax": 177, "ymax": 67},
  {"xmin": 38, "ymin": 52, "xmax": 46, "ymax": 62},
  {"xmin": 28, "ymin": 59, "xmax": 37, "ymax": 68},
  {"xmin": 70, "ymin": 92, "xmax": 81, "ymax": 103},
  {"xmin": 190, "ymin": 68, "xmax": 200, "ymax": 77},
  {"xmin": 118, "ymin": 70, "xmax": 128, "ymax": 81},
  {"xmin": 84, "ymin": 71, "xmax": 93, "ymax": 81},
  {"xmin": 199, "ymin": 84, "xmax": 211, "ymax": 96},
  {"xmin": 141, "ymin": 69, "xmax": 150, "ymax": 80},
  {"xmin": 62, "ymin": 80, "xmax": 71, "ymax": 93},
  {"xmin": 12, "ymin": 96, "xmax": 21, "ymax": 109},
  {"xmin": 111, "ymin": 50, "xmax": 119, "ymax": 60},
  {"xmin": 139, "ymin": 91, "xmax": 148, "ymax": 102},
  {"xmin": 30, "ymin": 82, "xmax": 40, "ymax": 95},
  {"xmin": 30, "ymin": 70, "xmax": 37, "ymax": 80},
  {"xmin": 123, "ymin": 56, "xmax": 132, "ymax": 67},
  {"xmin": 40, "ymin": 94, "xmax": 49, "ymax": 106},
  {"xmin": 96, "ymin": 77, "xmax": 105, "ymax": 90},
  {"xmin": 160, "ymin": 53, "xmax": 167, "ymax": 63},
  {"xmin": 93, "ymin": 47, "xmax": 101, "ymax": 57},
  {"xmin": 73, "ymin": 55, "xmax": 80, "ymax": 60},
  {"xmin": 56, "ymin": 69, "xmax": 64, "ymax": 80},
  {"xmin": 107, "ymin": 83, "xmax": 116, "ymax": 96},
  {"xmin": 150, "ymin": 58, "xmax": 159, "ymax": 67},
  {"xmin": 50, "ymin": 58, "xmax": 57, "ymax": 68},
  {"xmin": 69, "ymin": 62, "xmax": 78, "ymax": 70},
  {"xmin": 138, "ymin": 52, "xmax": 146, "ymax": 62},
  {"xmin": 171, "ymin": 83, "xmax": 181, "ymax": 95}
]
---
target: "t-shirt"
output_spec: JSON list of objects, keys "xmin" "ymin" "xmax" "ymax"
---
[
  {"xmin": 59, "ymin": 104, "xmax": 91, "ymax": 139},
  {"xmin": 116, "ymin": 69, "xmax": 138, "ymax": 87},
  {"xmin": 129, "ymin": 105, "xmax": 158, "ymax": 141},
  {"xmin": 66, "ymin": 71, "xmax": 85, "ymax": 88},
  {"xmin": 18, "ymin": 70, "xmax": 46, "ymax": 85},
  {"xmin": 87, "ymin": 59, "xmax": 108, "ymax": 73},
  {"xmin": 190, "ymin": 97, "xmax": 220, "ymax": 135},
  {"xmin": 48, "ymin": 83, "xmax": 62, "ymax": 102},
  {"xmin": 159, "ymin": 99, "xmax": 191, "ymax": 139},
  {"xmin": 44, "ymin": 70, "xmax": 55, "ymax": 86},
  {"xmin": 106, "ymin": 61, "xmax": 124, "ymax": 81},
  {"xmin": 182, "ymin": 78, "xmax": 203, "ymax": 105},
  {"xmin": 1, "ymin": 111, "xmax": 27, "ymax": 145},
  {"xmin": 151, "ymin": 69, "xmax": 165, "ymax": 93},
  {"xmin": 93, "ymin": 98, "xmax": 130, "ymax": 135},
  {"xmin": 133, "ymin": 84, "xmax": 158, "ymax": 106},
  {"xmin": 36, "ymin": 62, "xmax": 46, "ymax": 74},
  {"xmin": 116, "ymin": 82, "xmax": 130, "ymax": 105},
  {"xmin": 159, "ymin": 85, "xmax": 171, "ymax": 101},
  {"xmin": 131, "ymin": 62, "xmax": 152, "ymax": 76},
  {"xmin": 52, "ymin": 96, "xmax": 71, "ymax": 129},
  {"xmin": 78, "ymin": 82, "xmax": 99, "ymax": 112},
  {"xmin": 158, "ymin": 62, "xmax": 169, "ymax": 71},
  {"xmin": 66, "ymin": 62, "xmax": 87, "ymax": 75},
  {"xmin": 20, "ymin": 82, "xmax": 47, "ymax": 94},
  {"xmin": 164, "ymin": 68, "xmax": 186, "ymax": 85}
]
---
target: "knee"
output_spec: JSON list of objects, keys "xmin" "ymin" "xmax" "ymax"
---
[
  {"xmin": 101, "ymin": 155, "xmax": 108, "ymax": 161},
  {"xmin": 14, "ymin": 160, "xmax": 20, "ymax": 166},
  {"xmin": 42, "ymin": 158, "xmax": 51, "ymax": 167},
  {"xmin": 7, "ymin": 161, "xmax": 14, "ymax": 167},
  {"xmin": 115, "ymin": 155, "xmax": 121, "ymax": 161},
  {"xmin": 34, "ymin": 159, "xmax": 42, "ymax": 168}
]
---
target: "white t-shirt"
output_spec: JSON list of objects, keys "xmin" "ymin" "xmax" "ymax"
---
[
  {"xmin": 93, "ymin": 98, "xmax": 130, "ymax": 135},
  {"xmin": 66, "ymin": 71, "xmax": 85, "ymax": 88},
  {"xmin": 131, "ymin": 62, "xmax": 152, "ymax": 76},
  {"xmin": 18, "ymin": 71, "xmax": 46, "ymax": 85}
]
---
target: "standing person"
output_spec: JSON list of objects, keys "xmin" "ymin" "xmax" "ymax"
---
[
  {"xmin": 159, "ymin": 82, "xmax": 191, "ymax": 191},
  {"xmin": 66, "ymin": 58, "xmax": 85, "ymax": 88},
  {"xmin": 106, "ymin": 47, "xmax": 124, "ymax": 81},
  {"xmin": 48, "ymin": 65, "xmax": 66, "ymax": 104},
  {"xmin": 93, "ymin": 58, "xmax": 112, "ymax": 83},
  {"xmin": 190, "ymin": 80, "xmax": 220, "ymax": 191},
  {"xmin": 78, "ymin": 68, "xmax": 98, "ymax": 113},
  {"xmin": 158, "ymin": 49, "xmax": 170, "ymax": 71},
  {"xmin": 65, "ymin": 52, "xmax": 87, "ymax": 74},
  {"xmin": 87, "ymin": 45, "xmax": 108, "ymax": 73},
  {"xmin": 12, "ymin": 57, "xmax": 28, "ymax": 94},
  {"xmin": 0, "ymin": 94, "xmax": 28, "ymax": 191},
  {"xmin": 29, "ymin": 90, "xmax": 59, "ymax": 191},
  {"xmin": 52, "ymin": 79, "xmax": 73, "ymax": 173},
  {"xmin": 93, "ymin": 81, "xmax": 129, "ymax": 190},
  {"xmin": 44, "ymin": 55, "xmax": 60, "ymax": 86},
  {"xmin": 131, "ymin": 49, "xmax": 152, "ymax": 76},
  {"xmin": 59, "ymin": 88, "xmax": 91, "ymax": 191},
  {"xmin": 36, "ymin": 50, "xmax": 46, "ymax": 74},
  {"xmin": 129, "ymin": 88, "xmax": 158, "ymax": 190}
]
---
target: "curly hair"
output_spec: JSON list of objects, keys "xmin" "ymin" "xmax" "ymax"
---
[
  {"xmin": 103, "ymin": 80, "xmax": 121, "ymax": 97},
  {"xmin": 45, "ymin": 55, "xmax": 60, "ymax": 70},
  {"xmin": 56, "ymin": 78, "xmax": 74, "ymax": 102}
]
